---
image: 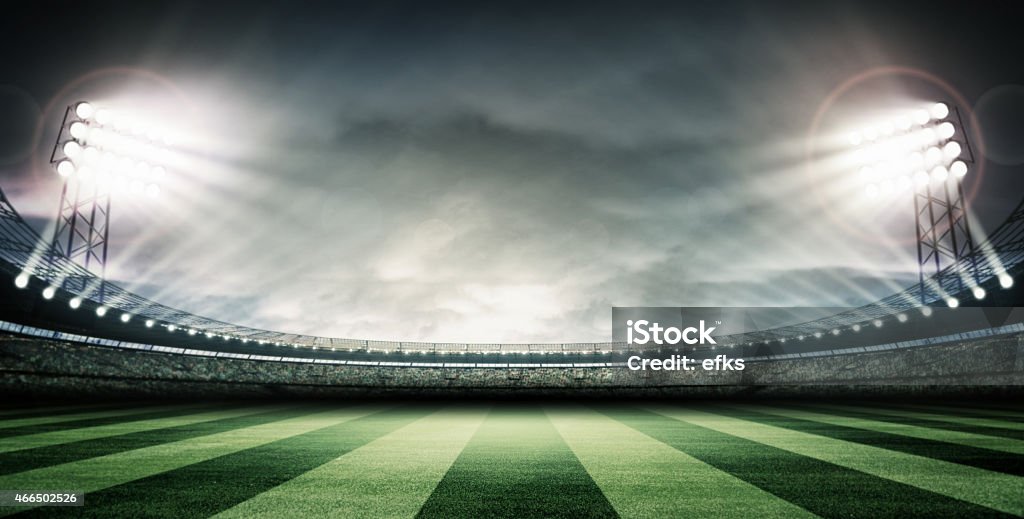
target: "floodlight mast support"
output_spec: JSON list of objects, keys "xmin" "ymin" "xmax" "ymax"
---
[
  {"xmin": 913, "ymin": 105, "xmax": 979, "ymax": 304},
  {"xmin": 48, "ymin": 104, "xmax": 111, "ymax": 303}
]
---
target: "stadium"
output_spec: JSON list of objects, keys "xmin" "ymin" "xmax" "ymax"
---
[{"xmin": 1, "ymin": 1, "xmax": 1023, "ymax": 517}]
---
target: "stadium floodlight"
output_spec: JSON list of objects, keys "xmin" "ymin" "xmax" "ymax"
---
[
  {"xmin": 74, "ymin": 102, "xmax": 95, "ymax": 119},
  {"xmin": 873, "ymin": 319, "xmax": 883, "ymax": 328},
  {"xmin": 999, "ymin": 273, "xmax": 1014, "ymax": 289},
  {"xmin": 95, "ymin": 108, "xmax": 113, "ymax": 125},
  {"xmin": 936, "ymin": 122, "xmax": 955, "ymax": 140},
  {"xmin": 69, "ymin": 297, "xmax": 82, "ymax": 309},
  {"xmin": 62, "ymin": 141, "xmax": 82, "ymax": 159},
  {"xmin": 949, "ymin": 161, "xmax": 968, "ymax": 178},
  {"xmin": 943, "ymin": 141, "xmax": 961, "ymax": 160},
  {"xmin": 912, "ymin": 109, "xmax": 930, "ymax": 125},
  {"xmin": 42, "ymin": 286, "xmax": 56, "ymax": 299},
  {"xmin": 56, "ymin": 160, "xmax": 75, "ymax": 177},
  {"xmin": 852, "ymin": 324, "xmax": 861, "ymax": 332},
  {"xmin": 46, "ymin": 101, "xmax": 174, "ymax": 304},
  {"xmin": 69, "ymin": 122, "xmax": 90, "ymax": 140},
  {"xmin": 846, "ymin": 101, "xmax": 980, "ymax": 305},
  {"xmin": 95, "ymin": 306, "xmax": 108, "ymax": 317},
  {"xmin": 897, "ymin": 313, "xmax": 908, "ymax": 322},
  {"xmin": 167, "ymin": 324, "xmax": 177, "ymax": 332},
  {"xmin": 921, "ymin": 306, "xmax": 933, "ymax": 317},
  {"xmin": 145, "ymin": 319, "xmax": 155, "ymax": 328},
  {"xmin": 972, "ymin": 287, "xmax": 986, "ymax": 300},
  {"xmin": 14, "ymin": 273, "xmax": 29, "ymax": 288},
  {"xmin": 120, "ymin": 313, "xmax": 131, "ymax": 323},
  {"xmin": 946, "ymin": 297, "xmax": 960, "ymax": 308}
]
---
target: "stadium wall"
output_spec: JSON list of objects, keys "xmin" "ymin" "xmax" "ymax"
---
[{"xmin": 1, "ymin": 333, "xmax": 1022, "ymax": 399}]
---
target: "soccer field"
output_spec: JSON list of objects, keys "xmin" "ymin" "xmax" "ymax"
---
[{"xmin": 0, "ymin": 401, "xmax": 1021, "ymax": 518}]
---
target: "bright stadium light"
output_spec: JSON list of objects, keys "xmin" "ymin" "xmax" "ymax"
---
[
  {"xmin": 946, "ymin": 297, "xmax": 959, "ymax": 308},
  {"xmin": 873, "ymin": 319, "xmax": 883, "ymax": 328},
  {"xmin": 74, "ymin": 102, "xmax": 95, "ymax": 119},
  {"xmin": 120, "ymin": 313, "xmax": 131, "ymax": 323},
  {"xmin": 14, "ymin": 273, "xmax": 29, "ymax": 288},
  {"xmin": 845, "ymin": 101, "xmax": 982, "ymax": 304},
  {"xmin": 912, "ymin": 108, "xmax": 930, "ymax": 125},
  {"xmin": 69, "ymin": 297, "xmax": 82, "ymax": 309},
  {"xmin": 943, "ymin": 141, "xmax": 961, "ymax": 160},
  {"xmin": 95, "ymin": 108, "xmax": 113, "ymax": 125},
  {"xmin": 167, "ymin": 324, "xmax": 177, "ymax": 332},
  {"xmin": 62, "ymin": 141, "xmax": 82, "ymax": 159},
  {"xmin": 897, "ymin": 313, "xmax": 908, "ymax": 323},
  {"xmin": 936, "ymin": 121, "xmax": 955, "ymax": 140},
  {"xmin": 999, "ymin": 273, "xmax": 1014, "ymax": 289},
  {"xmin": 69, "ymin": 121, "xmax": 90, "ymax": 140},
  {"xmin": 46, "ymin": 101, "xmax": 177, "ymax": 305},
  {"xmin": 145, "ymin": 319, "xmax": 155, "ymax": 328},
  {"xmin": 56, "ymin": 160, "xmax": 75, "ymax": 177},
  {"xmin": 921, "ymin": 306, "xmax": 933, "ymax": 317},
  {"xmin": 972, "ymin": 287, "xmax": 986, "ymax": 300},
  {"xmin": 41, "ymin": 286, "xmax": 56, "ymax": 299},
  {"xmin": 95, "ymin": 306, "xmax": 108, "ymax": 317},
  {"xmin": 913, "ymin": 169, "xmax": 929, "ymax": 186},
  {"xmin": 950, "ymin": 161, "xmax": 968, "ymax": 178}
]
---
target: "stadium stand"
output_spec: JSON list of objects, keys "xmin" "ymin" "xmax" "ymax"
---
[{"xmin": 2, "ymin": 329, "xmax": 1021, "ymax": 399}]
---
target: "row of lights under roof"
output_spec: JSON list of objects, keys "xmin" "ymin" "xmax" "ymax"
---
[
  {"xmin": 15, "ymin": 270, "xmax": 1016, "ymax": 352},
  {"xmin": 18, "ymin": 276, "xmax": 621, "ymax": 353}
]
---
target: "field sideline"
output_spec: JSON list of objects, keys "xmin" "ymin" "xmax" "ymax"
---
[{"xmin": 0, "ymin": 401, "xmax": 1020, "ymax": 518}]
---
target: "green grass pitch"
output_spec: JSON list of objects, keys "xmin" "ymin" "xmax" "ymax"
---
[{"xmin": 0, "ymin": 401, "xmax": 1020, "ymax": 518}]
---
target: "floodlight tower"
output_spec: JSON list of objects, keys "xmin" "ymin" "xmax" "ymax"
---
[
  {"xmin": 46, "ymin": 101, "xmax": 169, "ymax": 303},
  {"xmin": 848, "ymin": 102, "xmax": 980, "ymax": 305}
]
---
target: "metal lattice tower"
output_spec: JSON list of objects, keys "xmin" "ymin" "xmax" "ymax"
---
[{"xmin": 912, "ymin": 105, "xmax": 980, "ymax": 304}]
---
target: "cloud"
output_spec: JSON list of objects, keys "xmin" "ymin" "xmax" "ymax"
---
[{"xmin": 6, "ymin": 1, "xmax": 1019, "ymax": 342}]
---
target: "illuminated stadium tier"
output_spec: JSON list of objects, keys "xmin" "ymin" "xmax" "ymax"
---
[
  {"xmin": 1, "ymin": 327, "xmax": 1021, "ymax": 398},
  {"xmin": 0, "ymin": 179, "xmax": 1022, "ymax": 358}
]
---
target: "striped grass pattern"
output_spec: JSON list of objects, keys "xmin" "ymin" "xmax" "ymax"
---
[{"xmin": 0, "ymin": 402, "xmax": 1020, "ymax": 518}]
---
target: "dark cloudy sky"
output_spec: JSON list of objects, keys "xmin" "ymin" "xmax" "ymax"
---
[{"xmin": 1, "ymin": 0, "xmax": 1022, "ymax": 341}]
